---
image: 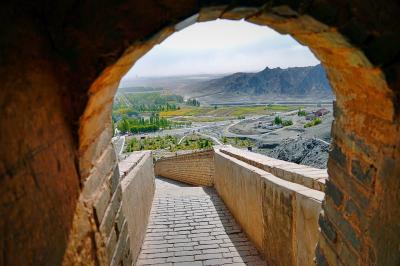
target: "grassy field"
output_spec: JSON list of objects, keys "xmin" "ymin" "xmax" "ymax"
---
[
  {"xmin": 159, "ymin": 107, "xmax": 214, "ymax": 117},
  {"xmin": 160, "ymin": 105, "xmax": 299, "ymax": 118}
]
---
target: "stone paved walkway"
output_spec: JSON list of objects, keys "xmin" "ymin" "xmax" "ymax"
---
[{"xmin": 137, "ymin": 177, "xmax": 266, "ymax": 266}]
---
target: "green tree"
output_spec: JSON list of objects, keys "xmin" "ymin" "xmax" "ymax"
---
[
  {"xmin": 282, "ymin": 119, "xmax": 293, "ymax": 126},
  {"xmin": 274, "ymin": 116, "xmax": 282, "ymax": 125},
  {"xmin": 297, "ymin": 109, "xmax": 307, "ymax": 116}
]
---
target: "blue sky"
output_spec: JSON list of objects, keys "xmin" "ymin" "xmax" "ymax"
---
[{"xmin": 121, "ymin": 19, "xmax": 319, "ymax": 80}]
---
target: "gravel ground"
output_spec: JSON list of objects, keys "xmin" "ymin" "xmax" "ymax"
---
[{"xmin": 256, "ymin": 137, "xmax": 330, "ymax": 169}]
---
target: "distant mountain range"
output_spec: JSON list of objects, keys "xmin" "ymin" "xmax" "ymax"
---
[{"xmin": 181, "ymin": 64, "xmax": 333, "ymax": 103}]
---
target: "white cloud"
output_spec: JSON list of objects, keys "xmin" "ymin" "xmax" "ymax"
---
[
  {"xmin": 161, "ymin": 19, "xmax": 279, "ymax": 50},
  {"xmin": 122, "ymin": 19, "xmax": 319, "ymax": 79}
]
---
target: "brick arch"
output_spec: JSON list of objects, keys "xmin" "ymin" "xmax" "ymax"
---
[
  {"xmin": 76, "ymin": 5, "xmax": 399, "ymax": 265},
  {"xmin": 0, "ymin": 1, "xmax": 399, "ymax": 266}
]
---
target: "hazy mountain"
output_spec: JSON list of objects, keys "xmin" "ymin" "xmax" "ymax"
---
[{"xmin": 182, "ymin": 64, "xmax": 333, "ymax": 103}]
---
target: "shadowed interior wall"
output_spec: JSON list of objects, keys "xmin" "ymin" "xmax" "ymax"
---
[
  {"xmin": 0, "ymin": 12, "xmax": 82, "ymax": 265},
  {"xmin": 0, "ymin": 1, "xmax": 399, "ymax": 265}
]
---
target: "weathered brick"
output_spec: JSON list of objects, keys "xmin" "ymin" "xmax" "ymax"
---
[
  {"xmin": 137, "ymin": 258, "xmax": 166, "ymax": 264},
  {"xmin": 174, "ymin": 250, "xmax": 201, "ymax": 256},
  {"xmin": 329, "ymin": 144, "xmax": 347, "ymax": 170},
  {"xmin": 318, "ymin": 213, "xmax": 337, "ymax": 242},
  {"xmin": 194, "ymin": 253, "xmax": 222, "ymax": 260},
  {"xmin": 93, "ymin": 185, "xmax": 111, "ymax": 225},
  {"xmin": 174, "ymin": 262, "xmax": 201, "ymax": 266},
  {"xmin": 328, "ymin": 161, "xmax": 370, "ymax": 209},
  {"xmin": 331, "ymin": 124, "xmax": 374, "ymax": 160},
  {"xmin": 154, "ymin": 150, "xmax": 214, "ymax": 186},
  {"xmin": 100, "ymin": 185, "xmax": 122, "ymax": 237},
  {"xmin": 204, "ymin": 258, "xmax": 233, "ymax": 265},
  {"xmin": 114, "ymin": 205, "xmax": 125, "ymax": 236},
  {"xmin": 122, "ymin": 235, "xmax": 132, "ymax": 266},
  {"xmin": 315, "ymin": 244, "xmax": 329, "ymax": 266},
  {"xmin": 110, "ymin": 233, "xmax": 125, "ymax": 266},
  {"xmin": 106, "ymin": 228, "xmax": 117, "ymax": 260},
  {"xmin": 166, "ymin": 255, "xmax": 194, "ymax": 262},
  {"xmin": 108, "ymin": 165, "xmax": 120, "ymax": 195},
  {"xmin": 344, "ymin": 199, "xmax": 361, "ymax": 221},
  {"xmin": 82, "ymin": 143, "xmax": 117, "ymax": 198},
  {"xmin": 137, "ymin": 177, "xmax": 265, "ymax": 265},
  {"xmin": 325, "ymin": 202, "xmax": 361, "ymax": 251},
  {"xmin": 351, "ymin": 159, "xmax": 375, "ymax": 186},
  {"xmin": 325, "ymin": 180, "xmax": 344, "ymax": 207}
]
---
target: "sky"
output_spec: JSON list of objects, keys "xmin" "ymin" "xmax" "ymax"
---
[{"xmin": 121, "ymin": 19, "xmax": 319, "ymax": 81}]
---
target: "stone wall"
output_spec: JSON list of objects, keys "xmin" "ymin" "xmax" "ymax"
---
[
  {"xmin": 220, "ymin": 146, "xmax": 328, "ymax": 192},
  {"xmin": 0, "ymin": 1, "xmax": 399, "ymax": 265},
  {"xmin": 213, "ymin": 150, "xmax": 265, "ymax": 252},
  {"xmin": 120, "ymin": 151, "xmax": 155, "ymax": 265},
  {"xmin": 82, "ymin": 151, "xmax": 154, "ymax": 266},
  {"xmin": 154, "ymin": 150, "xmax": 214, "ymax": 186},
  {"xmin": 152, "ymin": 147, "xmax": 324, "ymax": 265},
  {"xmin": 214, "ymin": 148, "xmax": 324, "ymax": 266}
]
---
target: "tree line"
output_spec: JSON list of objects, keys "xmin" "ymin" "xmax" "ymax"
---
[{"xmin": 117, "ymin": 113, "xmax": 188, "ymax": 134}]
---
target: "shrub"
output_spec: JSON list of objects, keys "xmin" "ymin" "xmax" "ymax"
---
[
  {"xmin": 282, "ymin": 119, "xmax": 293, "ymax": 126},
  {"xmin": 297, "ymin": 109, "xmax": 307, "ymax": 116},
  {"xmin": 274, "ymin": 116, "xmax": 282, "ymax": 125},
  {"xmin": 304, "ymin": 118, "xmax": 322, "ymax": 128}
]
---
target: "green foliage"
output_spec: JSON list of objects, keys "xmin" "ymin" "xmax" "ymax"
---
[
  {"xmin": 282, "ymin": 119, "xmax": 293, "ymax": 126},
  {"xmin": 304, "ymin": 118, "xmax": 322, "ymax": 128},
  {"xmin": 112, "ymin": 92, "xmax": 183, "ymax": 121},
  {"xmin": 297, "ymin": 109, "xmax": 307, "ymax": 116},
  {"xmin": 237, "ymin": 115, "xmax": 245, "ymax": 119},
  {"xmin": 126, "ymin": 135, "xmax": 213, "ymax": 152},
  {"xmin": 222, "ymin": 137, "xmax": 255, "ymax": 148},
  {"xmin": 274, "ymin": 116, "xmax": 292, "ymax": 127},
  {"xmin": 116, "ymin": 113, "xmax": 188, "ymax": 134},
  {"xmin": 274, "ymin": 116, "xmax": 283, "ymax": 125},
  {"xmin": 264, "ymin": 104, "xmax": 300, "ymax": 111}
]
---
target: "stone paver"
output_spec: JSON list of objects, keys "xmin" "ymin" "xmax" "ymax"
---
[{"xmin": 137, "ymin": 177, "xmax": 266, "ymax": 266}]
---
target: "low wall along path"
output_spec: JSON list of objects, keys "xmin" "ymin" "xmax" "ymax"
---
[
  {"xmin": 137, "ymin": 177, "xmax": 266, "ymax": 265},
  {"xmin": 146, "ymin": 145, "xmax": 325, "ymax": 266}
]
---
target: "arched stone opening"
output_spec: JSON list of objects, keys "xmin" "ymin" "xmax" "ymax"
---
[
  {"xmin": 0, "ymin": 1, "xmax": 399, "ymax": 266},
  {"xmin": 74, "ymin": 5, "xmax": 400, "ymax": 266}
]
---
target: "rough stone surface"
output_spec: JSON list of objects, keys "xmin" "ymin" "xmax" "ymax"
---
[
  {"xmin": 262, "ymin": 138, "xmax": 330, "ymax": 169},
  {"xmin": 0, "ymin": 1, "xmax": 399, "ymax": 265},
  {"xmin": 121, "ymin": 151, "xmax": 155, "ymax": 264},
  {"xmin": 136, "ymin": 177, "xmax": 265, "ymax": 266}
]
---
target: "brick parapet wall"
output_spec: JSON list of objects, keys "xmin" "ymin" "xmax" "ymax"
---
[
  {"xmin": 92, "ymin": 151, "xmax": 154, "ymax": 266},
  {"xmin": 214, "ymin": 149, "xmax": 324, "ymax": 265},
  {"xmin": 154, "ymin": 149, "xmax": 214, "ymax": 186},
  {"xmin": 218, "ymin": 146, "xmax": 328, "ymax": 192},
  {"xmin": 152, "ymin": 146, "xmax": 324, "ymax": 265}
]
